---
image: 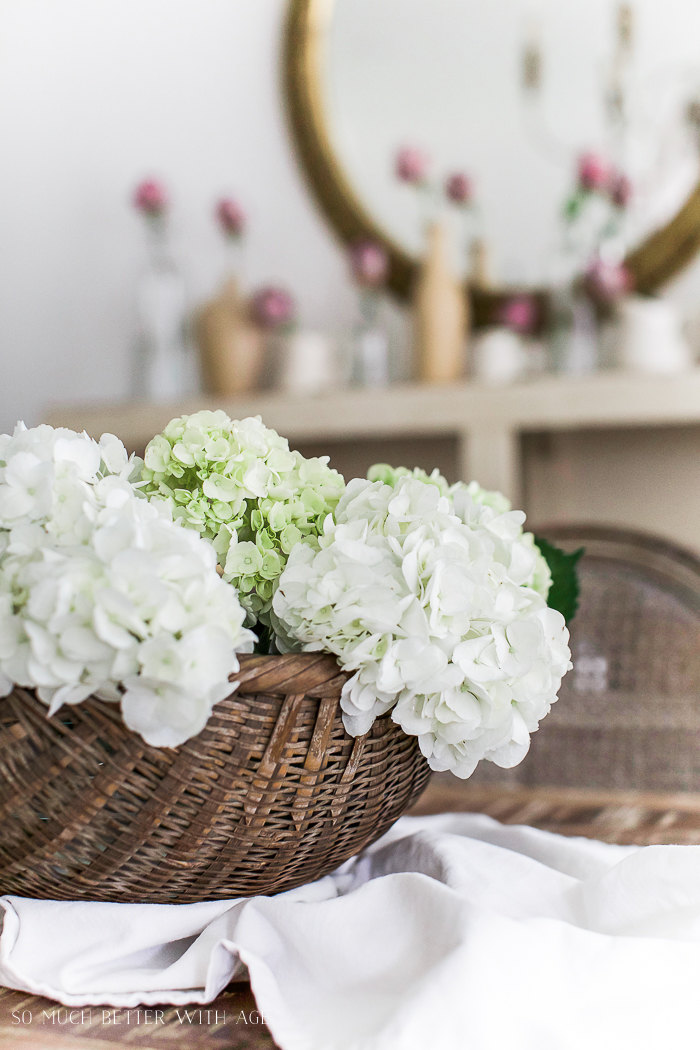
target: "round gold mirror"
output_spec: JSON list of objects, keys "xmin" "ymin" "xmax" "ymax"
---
[{"xmin": 284, "ymin": 0, "xmax": 700, "ymax": 314}]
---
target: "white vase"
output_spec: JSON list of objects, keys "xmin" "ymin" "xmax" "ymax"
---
[{"xmin": 616, "ymin": 295, "xmax": 693, "ymax": 374}]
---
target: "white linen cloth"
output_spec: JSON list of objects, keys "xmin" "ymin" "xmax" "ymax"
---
[{"xmin": 2, "ymin": 812, "xmax": 700, "ymax": 1049}]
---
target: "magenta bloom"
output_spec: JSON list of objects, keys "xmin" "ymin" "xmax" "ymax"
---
[
  {"xmin": 395, "ymin": 146, "xmax": 429, "ymax": 185},
  {"xmin": 445, "ymin": 172, "xmax": 473, "ymax": 206},
  {"xmin": 216, "ymin": 198, "xmax": 245, "ymax": 237},
  {"xmin": 584, "ymin": 256, "xmax": 633, "ymax": 304},
  {"xmin": 250, "ymin": 286, "xmax": 296, "ymax": 329},
  {"xmin": 577, "ymin": 152, "xmax": 610, "ymax": 192},
  {"xmin": 609, "ymin": 171, "xmax": 632, "ymax": 209},
  {"xmin": 500, "ymin": 295, "xmax": 538, "ymax": 334},
  {"xmin": 350, "ymin": 240, "xmax": 388, "ymax": 287},
  {"xmin": 133, "ymin": 179, "xmax": 168, "ymax": 216}
]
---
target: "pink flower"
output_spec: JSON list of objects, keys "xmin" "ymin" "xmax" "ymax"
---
[
  {"xmin": 577, "ymin": 152, "xmax": 610, "ymax": 192},
  {"xmin": 216, "ymin": 198, "xmax": 245, "ymax": 237},
  {"xmin": 395, "ymin": 146, "xmax": 429, "ymax": 185},
  {"xmin": 445, "ymin": 172, "xmax": 473, "ymax": 206},
  {"xmin": 349, "ymin": 240, "xmax": 388, "ymax": 287},
  {"xmin": 584, "ymin": 256, "xmax": 633, "ymax": 304},
  {"xmin": 133, "ymin": 179, "xmax": 168, "ymax": 216},
  {"xmin": 250, "ymin": 286, "xmax": 296, "ymax": 329},
  {"xmin": 500, "ymin": 295, "xmax": 538, "ymax": 334},
  {"xmin": 609, "ymin": 171, "xmax": 632, "ymax": 209}
]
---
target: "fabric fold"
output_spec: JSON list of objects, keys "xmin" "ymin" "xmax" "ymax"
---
[{"xmin": 2, "ymin": 813, "xmax": 700, "ymax": 1049}]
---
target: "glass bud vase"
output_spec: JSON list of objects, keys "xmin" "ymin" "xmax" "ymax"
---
[
  {"xmin": 350, "ymin": 288, "xmax": 389, "ymax": 387},
  {"xmin": 133, "ymin": 218, "xmax": 193, "ymax": 401},
  {"xmin": 549, "ymin": 286, "xmax": 599, "ymax": 376}
]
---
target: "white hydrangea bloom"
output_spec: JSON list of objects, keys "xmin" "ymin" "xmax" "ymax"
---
[
  {"xmin": 368, "ymin": 464, "xmax": 552, "ymax": 600},
  {"xmin": 460, "ymin": 481, "xmax": 552, "ymax": 598},
  {"xmin": 0, "ymin": 423, "xmax": 255, "ymax": 747},
  {"xmin": 273, "ymin": 475, "xmax": 571, "ymax": 778}
]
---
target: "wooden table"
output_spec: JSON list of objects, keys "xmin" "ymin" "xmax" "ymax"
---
[
  {"xmin": 0, "ymin": 984, "xmax": 274, "ymax": 1050},
  {"xmin": 4, "ymin": 778, "xmax": 700, "ymax": 1048},
  {"xmin": 410, "ymin": 777, "xmax": 700, "ymax": 845}
]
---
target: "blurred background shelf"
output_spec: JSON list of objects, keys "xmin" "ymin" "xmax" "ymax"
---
[
  {"xmin": 46, "ymin": 370, "xmax": 700, "ymax": 553},
  {"xmin": 45, "ymin": 369, "xmax": 700, "ymax": 450}
]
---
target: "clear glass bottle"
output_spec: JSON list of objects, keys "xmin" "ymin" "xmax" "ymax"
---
[
  {"xmin": 549, "ymin": 285, "xmax": 599, "ymax": 376},
  {"xmin": 133, "ymin": 217, "xmax": 193, "ymax": 401},
  {"xmin": 351, "ymin": 287, "xmax": 389, "ymax": 387}
]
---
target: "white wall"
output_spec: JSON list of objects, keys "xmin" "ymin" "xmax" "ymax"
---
[
  {"xmin": 2, "ymin": 0, "xmax": 700, "ymax": 442},
  {"xmin": 327, "ymin": 0, "xmax": 700, "ymax": 284},
  {"xmin": 0, "ymin": 0, "xmax": 356, "ymax": 433}
]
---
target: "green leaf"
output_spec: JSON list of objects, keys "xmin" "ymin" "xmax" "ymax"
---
[
  {"xmin": 563, "ymin": 196, "xmax": 580, "ymax": 221},
  {"xmin": 533, "ymin": 536, "xmax": 583, "ymax": 624},
  {"xmin": 562, "ymin": 188, "xmax": 591, "ymax": 223}
]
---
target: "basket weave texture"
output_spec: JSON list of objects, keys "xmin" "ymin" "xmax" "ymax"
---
[{"xmin": 0, "ymin": 653, "xmax": 429, "ymax": 903}]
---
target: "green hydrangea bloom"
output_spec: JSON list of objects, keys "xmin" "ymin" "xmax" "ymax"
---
[
  {"xmin": 367, "ymin": 463, "xmax": 451, "ymax": 495},
  {"xmin": 367, "ymin": 463, "xmax": 551, "ymax": 600},
  {"xmin": 141, "ymin": 411, "xmax": 345, "ymax": 622}
]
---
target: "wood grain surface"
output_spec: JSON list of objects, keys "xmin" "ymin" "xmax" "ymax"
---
[
  {"xmin": 410, "ymin": 776, "xmax": 700, "ymax": 844},
  {"xmin": 0, "ymin": 984, "xmax": 278, "ymax": 1050}
]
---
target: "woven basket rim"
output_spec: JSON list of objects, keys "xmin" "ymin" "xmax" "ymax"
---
[{"xmin": 230, "ymin": 651, "xmax": 350, "ymax": 696}]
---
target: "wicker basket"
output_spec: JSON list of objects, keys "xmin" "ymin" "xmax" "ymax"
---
[{"xmin": 0, "ymin": 653, "xmax": 429, "ymax": 903}]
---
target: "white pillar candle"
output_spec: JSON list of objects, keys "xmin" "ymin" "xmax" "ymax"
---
[
  {"xmin": 617, "ymin": 296, "xmax": 693, "ymax": 374},
  {"xmin": 277, "ymin": 330, "xmax": 337, "ymax": 394},
  {"xmin": 471, "ymin": 327, "xmax": 526, "ymax": 385}
]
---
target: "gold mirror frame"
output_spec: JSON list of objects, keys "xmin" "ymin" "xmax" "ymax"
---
[{"xmin": 283, "ymin": 0, "xmax": 700, "ymax": 308}]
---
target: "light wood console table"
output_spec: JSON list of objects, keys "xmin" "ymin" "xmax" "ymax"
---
[{"xmin": 44, "ymin": 369, "xmax": 700, "ymax": 508}]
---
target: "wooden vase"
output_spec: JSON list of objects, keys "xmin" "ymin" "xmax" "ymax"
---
[
  {"xmin": 414, "ymin": 222, "xmax": 469, "ymax": 383},
  {"xmin": 194, "ymin": 277, "xmax": 264, "ymax": 395}
]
